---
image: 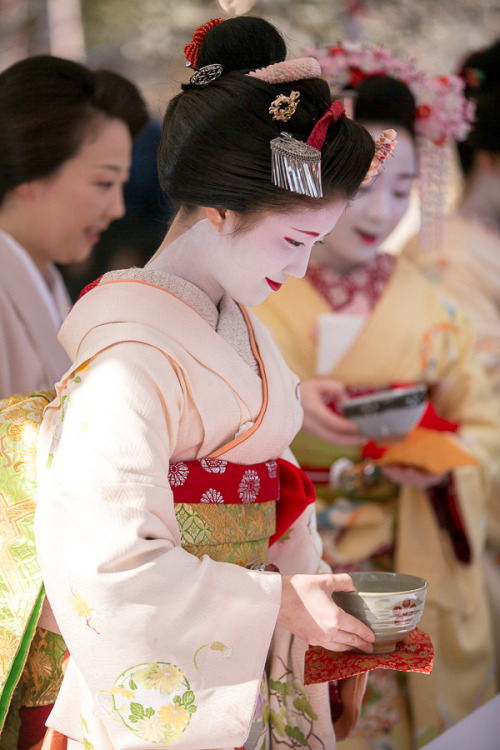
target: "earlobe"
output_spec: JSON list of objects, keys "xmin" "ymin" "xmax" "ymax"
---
[
  {"xmin": 13, "ymin": 183, "xmax": 36, "ymax": 200},
  {"xmin": 204, "ymin": 207, "xmax": 228, "ymax": 232},
  {"xmin": 477, "ymin": 151, "xmax": 500, "ymax": 175}
]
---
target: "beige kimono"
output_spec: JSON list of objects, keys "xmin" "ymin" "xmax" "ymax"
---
[
  {"xmin": 0, "ymin": 228, "xmax": 71, "ymax": 399},
  {"xmin": 34, "ymin": 263, "xmax": 337, "ymax": 749}
]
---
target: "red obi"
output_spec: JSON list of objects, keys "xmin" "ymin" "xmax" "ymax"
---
[{"xmin": 168, "ymin": 456, "xmax": 316, "ymax": 547}]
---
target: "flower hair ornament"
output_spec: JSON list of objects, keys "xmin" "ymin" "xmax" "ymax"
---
[
  {"xmin": 270, "ymin": 100, "xmax": 346, "ymax": 198},
  {"xmin": 304, "ymin": 41, "xmax": 476, "ymax": 254},
  {"xmin": 183, "ymin": 17, "xmax": 226, "ymax": 86},
  {"xmin": 184, "ymin": 18, "xmax": 226, "ymax": 69},
  {"xmin": 362, "ymin": 129, "xmax": 398, "ymax": 185}
]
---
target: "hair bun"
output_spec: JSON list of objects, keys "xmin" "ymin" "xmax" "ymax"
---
[{"xmin": 460, "ymin": 39, "xmax": 500, "ymax": 95}]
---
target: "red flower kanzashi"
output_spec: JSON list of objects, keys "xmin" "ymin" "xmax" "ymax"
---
[{"xmin": 184, "ymin": 18, "xmax": 226, "ymax": 69}]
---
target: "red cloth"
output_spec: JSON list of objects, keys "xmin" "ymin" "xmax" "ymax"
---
[
  {"xmin": 306, "ymin": 100, "xmax": 346, "ymax": 151},
  {"xmin": 17, "ymin": 705, "xmax": 53, "ymax": 750},
  {"xmin": 168, "ymin": 457, "xmax": 316, "ymax": 546},
  {"xmin": 76, "ymin": 274, "xmax": 104, "ymax": 302},
  {"xmin": 305, "ymin": 628, "xmax": 434, "ymax": 685}
]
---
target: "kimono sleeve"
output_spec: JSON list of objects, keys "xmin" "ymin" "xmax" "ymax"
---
[
  {"xmin": 35, "ymin": 341, "xmax": 281, "ymax": 749},
  {"xmin": 429, "ymin": 304, "xmax": 500, "ymax": 557}
]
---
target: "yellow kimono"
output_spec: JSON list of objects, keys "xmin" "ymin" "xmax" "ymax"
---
[
  {"xmin": 254, "ymin": 253, "xmax": 499, "ymax": 748},
  {"xmin": 405, "ymin": 214, "xmax": 500, "ymax": 693}
]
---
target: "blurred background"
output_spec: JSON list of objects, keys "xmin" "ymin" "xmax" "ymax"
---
[{"xmin": 1, "ymin": 0, "xmax": 499, "ymax": 293}]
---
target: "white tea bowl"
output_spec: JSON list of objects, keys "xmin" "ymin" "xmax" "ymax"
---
[
  {"xmin": 340, "ymin": 385, "xmax": 428, "ymax": 440},
  {"xmin": 332, "ymin": 571, "xmax": 429, "ymax": 653}
]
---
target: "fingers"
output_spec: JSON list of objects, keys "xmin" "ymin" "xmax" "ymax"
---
[
  {"xmin": 335, "ymin": 609, "xmax": 374, "ymax": 649},
  {"xmin": 278, "ymin": 573, "xmax": 375, "ymax": 654},
  {"xmin": 328, "ymin": 572, "xmax": 357, "ymax": 592},
  {"xmin": 314, "ymin": 377, "xmax": 347, "ymax": 400},
  {"xmin": 302, "ymin": 406, "xmax": 364, "ymax": 444},
  {"xmin": 323, "ymin": 630, "xmax": 374, "ymax": 654},
  {"xmin": 309, "ymin": 607, "xmax": 374, "ymax": 653}
]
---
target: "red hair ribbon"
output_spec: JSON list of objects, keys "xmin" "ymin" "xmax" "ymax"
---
[
  {"xmin": 184, "ymin": 18, "xmax": 226, "ymax": 68},
  {"xmin": 306, "ymin": 100, "xmax": 346, "ymax": 151}
]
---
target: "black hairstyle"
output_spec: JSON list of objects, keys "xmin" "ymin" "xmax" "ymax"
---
[
  {"xmin": 352, "ymin": 74, "xmax": 417, "ymax": 137},
  {"xmin": 158, "ymin": 17, "xmax": 374, "ymax": 217},
  {"xmin": 0, "ymin": 55, "xmax": 149, "ymax": 206},
  {"xmin": 197, "ymin": 16, "xmax": 287, "ymax": 71},
  {"xmin": 456, "ymin": 40, "xmax": 500, "ymax": 176}
]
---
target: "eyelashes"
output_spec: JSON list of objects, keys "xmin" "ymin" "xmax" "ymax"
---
[
  {"xmin": 284, "ymin": 237, "xmax": 304, "ymax": 247},
  {"xmin": 284, "ymin": 237, "xmax": 324, "ymax": 248}
]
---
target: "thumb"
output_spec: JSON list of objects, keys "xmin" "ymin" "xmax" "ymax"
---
[
  {"xmin": 316, "ymin": 378, "xmax": 347, "ymax": 399},
  {"xmin": 328, "ymin": 572, "xmax": 357, "ymax": 593}
]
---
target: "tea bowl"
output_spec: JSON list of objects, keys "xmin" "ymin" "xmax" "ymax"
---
[
  {"xmin": 340, "ymin": 385, "xmax": 428, "ymax": 440},
  {"xmin": 332, "ymin": 571, "xmax": 429, "ymax": 654}
]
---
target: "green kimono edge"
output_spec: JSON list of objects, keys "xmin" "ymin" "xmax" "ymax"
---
[
  {"xmin": 0, "ymin": 586, "xmax": 45, "ymax": 732},
  {"xmin": 0, "ymin": 390, "xmax": 55, "ymax": 734}
]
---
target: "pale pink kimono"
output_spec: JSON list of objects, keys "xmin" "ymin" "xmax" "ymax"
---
[
  {"xmin": 35, "ymin": 260, "xmax": 336, "ymax": 749},
  {"xmin": 0, "ymin": 228, "xmax": 71, "ymax": 399}
]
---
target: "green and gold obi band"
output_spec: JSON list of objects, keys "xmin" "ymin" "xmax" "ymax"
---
[
  {"xmin": 169, "ymin": 457, "xmax": 280, "ymax": 567},
  {"xmin": 0, "ymin": 390, "xmax": 59, "ymax": 730}
]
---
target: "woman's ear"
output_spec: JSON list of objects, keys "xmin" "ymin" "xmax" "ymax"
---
[
  {"xmin": 477, "ymin": 151, "xmax": 500, "ymax": 175},
  {"xmin": 204, "ymin": 207, "xmax": 228, "ymax": 232},
  {"xmin": 13, "ymin": 182, "xmax": 36, "ymax": 200}
]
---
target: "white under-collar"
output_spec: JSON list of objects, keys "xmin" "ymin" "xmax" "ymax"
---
[{"xmin": 0, "ymin": 228, "xmax": 68, "ymax": 328}]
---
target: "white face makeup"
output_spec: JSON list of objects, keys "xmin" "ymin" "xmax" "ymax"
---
[
  {"xmin": 313, "ymin": 125, "xmax": 417, "ymax": 275},
  {"xmin": 20, "ymin": 117, "xmax": 132, "ymax": 273},
  {"xmin": 152, "ymin": 202, "xmax": 347, "ymax": 307},
  {"xmin": 206, "ymin": 202, "xmax": 347, "ymax": 306}
]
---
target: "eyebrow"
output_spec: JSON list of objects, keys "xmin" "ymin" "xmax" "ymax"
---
[
  {"xmin": 94, "ymin": 164, "xmax": 124, "ymax": 172},
  {"xmin": 290, "ymin": 227, "xmax": 320, "ymax": 237}
]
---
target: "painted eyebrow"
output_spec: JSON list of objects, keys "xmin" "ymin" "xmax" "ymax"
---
[
  {"xmin": 94, "ymin": 164, "xmax": 126, "ymax": 172},
  {"xmin": 290, "ymin": 227, "xmax": 320, "ymax": 237}
]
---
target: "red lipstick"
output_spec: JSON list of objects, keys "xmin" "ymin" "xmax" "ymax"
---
[{"xmin": 266, "ymin": 278, "xmax": 283, "ymax": 291}]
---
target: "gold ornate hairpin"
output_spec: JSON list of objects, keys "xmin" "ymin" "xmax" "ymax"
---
[{"xmin": 269, "ymin": 91, "xmax": 300, "ymax": 122}]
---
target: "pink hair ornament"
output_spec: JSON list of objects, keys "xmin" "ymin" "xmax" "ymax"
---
[{"xmin": 248, "ymin": 57, "xmax": 321, "ymax": 84}]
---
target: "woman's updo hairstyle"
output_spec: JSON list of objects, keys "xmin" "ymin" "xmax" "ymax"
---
[
  {"xmin": 0, "ymin": 55, "xmax": 148, "ymax": 205},
  {"xmin": 197, "ymin": 16, "xmax": 287, "ymax": 71},
  {"xmin": 456, "ymin": 40, "xmax": 500, "ymax": 176},
  {"xmin": 353, "ymin": 75, "xmax": 416, "ymax": 136},
  {"xmin": 158, "ymin": 17, "xmax": 374, "ymax": 217}
]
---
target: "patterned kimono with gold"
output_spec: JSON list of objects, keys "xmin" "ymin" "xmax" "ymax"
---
[
  {"xmin": 32, "ymin": 263, "xmax": 342, "ymax": 750},
  {"xmin": 254, "ymin": 252, "xmax": 500, "ymax": 749},
  {"xmin": 405, "ymin": 214, "xmax": 500, "ymax": 688}
]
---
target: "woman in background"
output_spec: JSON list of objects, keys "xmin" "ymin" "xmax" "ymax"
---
[
  {"xmin": 405, "ymin": 38, "xmax": 500, "ymax": 681},
  {"xmin": 0, "ymin": 54, "xmax": 147, "ymax": 750},
  {"xmin": 0, "ymin": 55, "xmax": 148, "ymax": 399},
  {"xmin": 255, "ymin": 44, "xmax": 499, "ymax": 749}
]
